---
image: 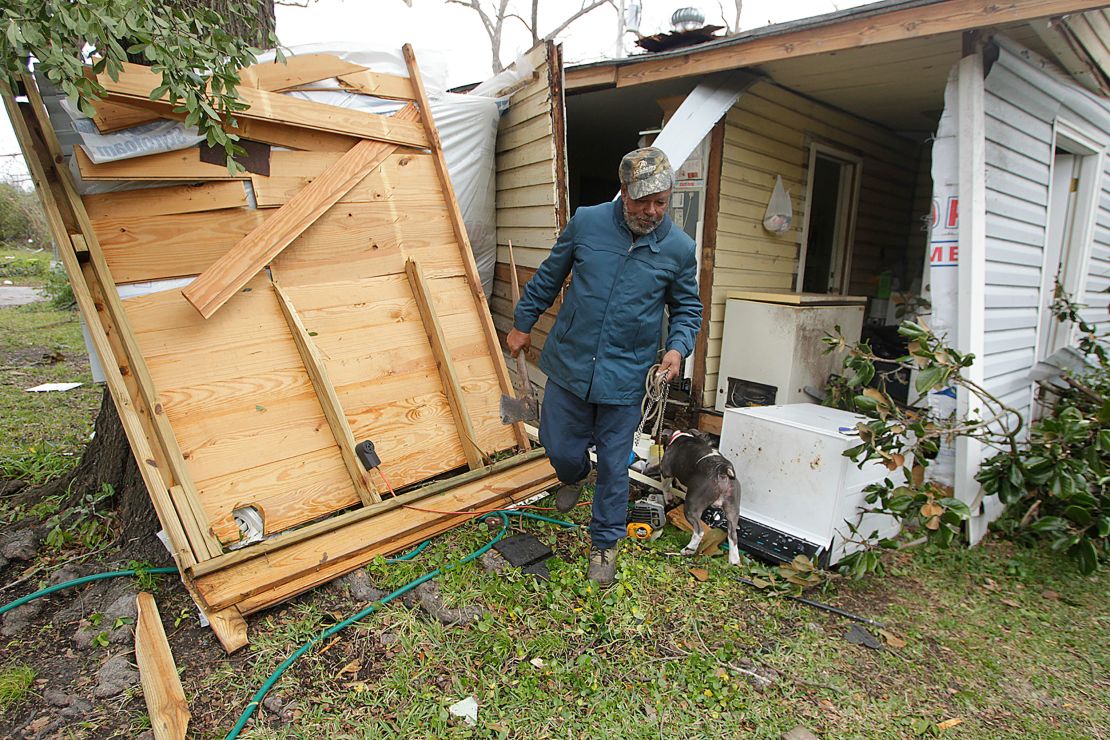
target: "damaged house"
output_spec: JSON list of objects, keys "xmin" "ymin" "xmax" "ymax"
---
[{"xmin": 490, "ymin": 0, "xmax": 1110, "ymax": 546}]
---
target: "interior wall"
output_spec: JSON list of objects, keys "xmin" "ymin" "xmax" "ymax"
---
[{"xmin": 705, "ymin": 80, "xmax": 924, "ymax": 406}]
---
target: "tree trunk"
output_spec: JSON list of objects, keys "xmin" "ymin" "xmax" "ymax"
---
[{"xmin": 34, "ymin": 0, "xmax": 275, "ymax": 562}]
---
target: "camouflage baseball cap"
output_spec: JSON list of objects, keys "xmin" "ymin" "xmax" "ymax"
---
[{"xmin": 619, "ymin": 147, "xmax": 674, "ymax": 200}]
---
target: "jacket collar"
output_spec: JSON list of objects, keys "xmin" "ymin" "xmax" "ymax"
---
[{"xmin": 610, "ymin": 197, "xmax": 671, "ymax": 252}]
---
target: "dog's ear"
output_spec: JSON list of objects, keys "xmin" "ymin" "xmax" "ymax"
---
[
  {"xmin": 689, "ymin": 428, "xmax": 714, "ymax": 444},
  {"xmin": 659, "ymin": 428, "xmax": 676, "ymax": 446}
]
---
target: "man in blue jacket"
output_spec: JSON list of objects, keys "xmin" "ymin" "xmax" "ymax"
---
[{"xmin": 507, "ymin": 147, "xmax": 702, "ymax": 587}]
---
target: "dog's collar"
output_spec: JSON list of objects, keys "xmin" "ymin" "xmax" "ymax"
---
[
  {"xmin": 696, "ymin": 451, "xmax": 726, "ymax": 465},
  {"xmin": 668, "ymin": 430, "xmax": 694, "ymax": 445}
]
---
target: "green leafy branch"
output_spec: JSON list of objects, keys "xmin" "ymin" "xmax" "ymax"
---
[
  {"xmin": 1, "ymin": 0, "xmax": 282, "ymax": 171},
  {"xmin": 822, "ymin": 318, "xmax": 1024, "ymax": 576}
]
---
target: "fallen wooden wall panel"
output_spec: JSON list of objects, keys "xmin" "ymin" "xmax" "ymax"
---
[{"xmin": 4, "ymin": 46, "xmax": 536, "ymax": 650}]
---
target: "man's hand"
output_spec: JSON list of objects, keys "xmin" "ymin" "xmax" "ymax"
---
[
  {"xmin": 659, "ymin": 349, "xmax": 682, "ymax": 382},
  {"xmin": 507, "ymin": 327, "xmax": 531, "ymax": 358}
]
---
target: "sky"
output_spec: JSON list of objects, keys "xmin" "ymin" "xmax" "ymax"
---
[{"xmin": 0, "ymin": 0, "xmax": 877, "ymax": 181}]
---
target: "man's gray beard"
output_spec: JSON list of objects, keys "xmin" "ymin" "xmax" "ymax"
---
[{"xmin": 623, "ymin": 202, "xmax": 662, "ymax": 236}]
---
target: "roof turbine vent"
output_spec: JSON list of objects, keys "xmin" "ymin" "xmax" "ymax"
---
[{"xmin": 670, "ymin": 6, "xmax": 706, "ymax": 32}]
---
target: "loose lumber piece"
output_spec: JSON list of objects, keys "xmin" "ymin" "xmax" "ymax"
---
[
  {"xmin": 90, "ymin": 54, "xmax": 365, "ymax": 132},
  {"xmin": 337, "ymin": 69, "xmax": 417, "ymax": 100},
  {"xmin": 273, "ymin": 281, "xmax": 380, "ymax": 505},
  {"xmin": 402, "ymin": 44, "xmax": 530, "ymax": 451},
  {"xmin": 91, "ymin": 99, "xmax": 160, "ymax": 133},
  {"xmin": 240, "ymin": 53, "xmax": 366, "ymax": 91},
  {"xmin": 135, "ymin": 593, "xmax": 191, "ymax": 740},
  {"xmin": 98, "ymin": 62, "xmax": 429, "ymax": 149},
  {"xmin": 406, "ymin": 259, "xmax": 484, "ymax": 470},
  {"xmin": 74, "ymin": 145, "xmax": 250, "ymax": 181},
  {"xmin": 182, "ymin": 106, "xmax": 419, "ymax": 318}
]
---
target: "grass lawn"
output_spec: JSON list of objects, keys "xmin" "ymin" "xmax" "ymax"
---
[
  {"xmin": 0, "ymin": 299, "xmax": 100, "ymax": 486},
  {"xmin": 186, "ymin": 517, "xmax": 1105, "ymax": 739},
  {"xmin": 0, "ymin": 244, "xmax": 52, "ymax": 290}
]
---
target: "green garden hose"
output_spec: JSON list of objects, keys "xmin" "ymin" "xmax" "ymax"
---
[
  {"xmin": 0, "ymin": 567, "xmax": 178, "ymax": 618},
  {"xmin": 225, "ymin": 509, "xmax": 578, "ymax": 739}
]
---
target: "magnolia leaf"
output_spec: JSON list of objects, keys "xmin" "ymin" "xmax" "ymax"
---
[
  {"xmin": 937, "ymin": 718, "xmax": 963, "ymax": 730},
  {"xmin": 920, "ymin": 502, "xmax": 944, "ymax": 518},
  {"xmin": 689, "ymin": 568, "xmax": 709, "ymax": 582}
]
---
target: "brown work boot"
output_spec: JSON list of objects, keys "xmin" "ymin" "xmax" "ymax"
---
[
  {"xmin": 554, "ymin": 469, "xmax": 595, "ymax": 512},
  {"xmin": 554, "ymin": 483, "xmax": 583, "ymax": 512},
  {"xmin": 587, "ymin": 542, "xmax": 620, "ymax": 587}
]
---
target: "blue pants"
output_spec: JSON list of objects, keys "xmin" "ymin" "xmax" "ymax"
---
[{"xmin": 539, "ymin": 380, "xmax": 642, "ymax": 549}]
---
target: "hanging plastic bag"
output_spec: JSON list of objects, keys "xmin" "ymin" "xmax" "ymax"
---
[{"xmin": 762, "ymin": 175, "xmax": 793, "ymax": 233}]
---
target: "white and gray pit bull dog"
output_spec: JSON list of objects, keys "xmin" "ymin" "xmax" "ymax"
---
[{"xmin": 653, "ymin": 429, "xmax": 742, "ymax": 565}]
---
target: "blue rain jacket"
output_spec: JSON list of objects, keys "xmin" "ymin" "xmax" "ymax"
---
[{"xmin": 513, "ymin": 199, "xmax": 702, "ymax": 405}]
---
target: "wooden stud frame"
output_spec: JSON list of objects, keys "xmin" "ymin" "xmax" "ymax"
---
[{"xmin": 3, "ymin": 47, "xmax": 553, "ymax": 651}]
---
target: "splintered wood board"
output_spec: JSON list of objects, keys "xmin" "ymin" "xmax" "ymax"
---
[
  {"xmin": 122, "ymin": 282, "xmax": 360, "ymax": 543},
  {"xmin": 239, "ymin": 53, "xmax": 367, "ymax": 91},
  {"xmin": 193, "ymin": 454, "xmax": 557, "ymax": 613}
]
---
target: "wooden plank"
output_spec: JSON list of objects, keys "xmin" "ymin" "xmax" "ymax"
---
[
  {"xmin": 405, "ymin": 259, "xmax": 484, "ymax": 470},
  {"xmin": 207, "ymin": 607, "xmax": 248, "ymax": 654},
  {"xmin": 91, "ymin": 55, "xmax": 365, "ymax": 131},
  {"xmin": 74, "ymin": 146, "xmax": 249, "ymax": 181},
  {"xmin": 90, "ymin": 99, "xmax": 159, "ymax": 133},
  {"xmin": 273, "ymin": 281, "xmax": 380, "ymax": 505},
  {"xmin": 572, "ymin": 0, "xmax": 1110, "ymax": 89},
  {"xmin": 81, "ymin": 182, "xmax": 246, "ymax": 221},
  {"xmin": 251, "ymin": 149, "xmax": 440, "ymax": 208},
  {"xmin": 234, "ymin": 468, "xmax": 556, "ymax": 614},
  {"xmin": 135, "ymin": 593, "xmax": 190, "ymax": 740},
  {"xmin": 94, "ymin": 209, "xmax": 270, "ymax": 284},
  {"xmin": 183, "ymin": 112, "xmax": 416, "ymax": 318},
  {"xmin": 193, "ymin": 454, "xmax": 556, "ymax": 612},
  {"xmin": 404, "ymin": 44, "xmax": 529, "ymax": 451},
  {"xmin": 337, "ymin": 69, "xmax": 417, "ymax": 100},
  {"xmin": 189, "ymin": 448, "xmax": 546, "ymax": 578},
  {"xmin": 240, "ymin": 53, "xmax": 366, "ymax": 91},
  {"xmin": 98, "ymin": 62, "xmax": 428, "ymax": 149}
]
